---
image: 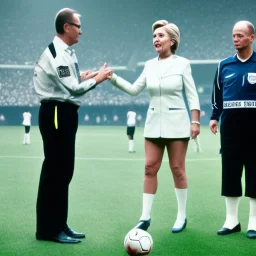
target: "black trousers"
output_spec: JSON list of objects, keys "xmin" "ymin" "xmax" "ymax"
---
[
  {"xmin": 36, "ymin": 101, "xmax": 79, "ymax": 236},
  {"xmin": 221, "ymin": 151, "xmax": 256, "ymax": 197},
  {"xmin": 220, "ymin": 109, "xmax": 256, "ymax": 197}
]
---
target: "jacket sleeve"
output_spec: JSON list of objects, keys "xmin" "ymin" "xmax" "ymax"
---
[
  {"xmin": 182, "ymin": 62, "xmax": 200, "ymax": 110},
  {"xmin": 210, "ymin": 64, "xmax": 223, "ymax": 121},
  {"xmin": 109, "ymin": 65, "xmax": 147, "ymax": 96}
]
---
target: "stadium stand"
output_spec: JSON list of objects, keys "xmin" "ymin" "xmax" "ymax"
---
[{"xmin": 0, "ymin": 0, "xmax": 255, "ymax": 125}]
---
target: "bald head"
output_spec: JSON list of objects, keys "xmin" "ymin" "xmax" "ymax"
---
[
  {"xmin": 232, "ymin": 20, "xmax": 255, "ymax": 55},
  {"xmin": 233, "ymin": 21, "xmax": 255, "ymax": 35}
]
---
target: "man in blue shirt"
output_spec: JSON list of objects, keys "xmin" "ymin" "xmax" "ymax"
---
[{"xmin": 210, "ymin": 20, "xmax": 256, "ymax": 239}]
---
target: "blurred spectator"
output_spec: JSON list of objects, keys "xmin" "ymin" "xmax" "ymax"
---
[
  {"xmin": 113, "ymin": 115, "xmax": 119, "ymax": 122},
  {"xmin": 84, "ymin": 114, "xmax": 89, "ymax": 122},
  {"xmin": 0, "ymin": 114, "xmax": 6, "ymax": 125}
]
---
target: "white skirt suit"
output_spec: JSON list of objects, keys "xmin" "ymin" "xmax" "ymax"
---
[{"xmin": 110, "ymin": 55, "xmax": 200, "ymax": 138}]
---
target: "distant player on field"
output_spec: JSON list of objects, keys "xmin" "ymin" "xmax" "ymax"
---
[
  {"xmin": 193, "ymin": 135, "xmax": 202, "ymax": 153},
  {"xmin": 22, "ymin": 111, "xmax": 31, "ymax": 145},
  {"xmin": 127, "ymin": 110, "xmax": 136, "ymax": 153}
]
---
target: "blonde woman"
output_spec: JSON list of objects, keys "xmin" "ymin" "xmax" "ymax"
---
[{"xmin": 109, "ymin": 20, "xmax": 200, "ymax": 233}]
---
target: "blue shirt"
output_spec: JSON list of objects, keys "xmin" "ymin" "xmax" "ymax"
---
[{"xmin": 211, "ymin": 51, "xmax": 256, "ymax": 121}]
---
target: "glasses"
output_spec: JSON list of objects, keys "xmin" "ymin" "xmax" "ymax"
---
[{"xmin": 68, "ymin": 22, "xmax": 81, "ymax": 29}]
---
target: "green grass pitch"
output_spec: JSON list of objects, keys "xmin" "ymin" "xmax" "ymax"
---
[{"xmin": 1, "ymin": 125, "xmax": 256, "ymax": 256}]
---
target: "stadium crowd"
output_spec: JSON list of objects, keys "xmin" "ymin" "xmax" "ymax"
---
[
  {"xmin": 1, "ymin": 0, "xmax": 256, "ymax": 67},
  {"xmin": 0, "ymin": 0, "xmax": 255, "ymax": 109},
  {"xmin": 0, "ymin": 69, "xmax": 150, "ymax": 106}
]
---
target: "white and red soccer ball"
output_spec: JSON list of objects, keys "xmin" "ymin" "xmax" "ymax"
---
[{"xmin": 124, "ymin": 228, "xmax": 153, "ymax": 255}]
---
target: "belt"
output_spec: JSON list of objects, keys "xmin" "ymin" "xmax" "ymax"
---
[{"xmin": 41, "ymin": 100, "xmax": 79, "ymax": 111}]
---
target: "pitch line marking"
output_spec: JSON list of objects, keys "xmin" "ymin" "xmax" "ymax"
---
[{"xmin": 0, "ymin": 155, "xmax": 220, "ymax": 162}]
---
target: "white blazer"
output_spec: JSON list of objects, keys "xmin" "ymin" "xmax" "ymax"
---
[{"xmin": 110, "ymin": 55, "xmax": 200, "ymax": 138}]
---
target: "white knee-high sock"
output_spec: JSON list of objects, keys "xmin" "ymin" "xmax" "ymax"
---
[
  {"xmin": 140, "ymin": 193, "xmax": 155, "ymax": 220},
  {"xmin": 248, "ymin": 198, "xmax": 256, "ymax": 231},
  {"xmin": 23, "ymin": 134, "xmax": 26, "ymax": 144},
  {"xmin": 173, "ymin": 188, "xmax": 187, "ymax": 228},
  {"xmin": 223, "ymin": 197, "xmax": 240, "ymax": 229},
  {"xmin": 129, "ymin": 140, "xmax": 134, "ymax": 152},
  {"xmin": 26, "ymin": 133, "xmax": 30, "ymax": 144}
]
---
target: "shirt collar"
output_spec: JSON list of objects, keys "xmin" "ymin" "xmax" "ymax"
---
[
  {"xmin": 234, "ymin": 51, "xmax": 256, "ymax": 62},
  {"xmin": 53, "ymin": 36, "xmax": 72, "ymax": 54}
]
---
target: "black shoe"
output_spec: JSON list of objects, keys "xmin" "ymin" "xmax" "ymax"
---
[
  {"xmin": 63, "ymin": 225, "xmax": 85, "ymax": 239},
  {"xmin": 134, "ymin": 219, "xmax": 151, "ymax": 231},
  {"xmin": 36, "ymin": 231, "xmax": 81, "ymax": 243},
  {"xmin": 217, "ymin": 223, "xmax": 241, "ymax": 235},
  {"xmin": 247, "ymin": 230, "xmax": 256, "ymax": 239},
  {"xmin": 172, "ymin": 219, "xmax": 187, "ymax": 233}
]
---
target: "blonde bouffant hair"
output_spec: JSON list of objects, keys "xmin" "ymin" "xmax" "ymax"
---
[{"xmin": 152, "ymin": 20, "xmax": 180, "ymax": 54}]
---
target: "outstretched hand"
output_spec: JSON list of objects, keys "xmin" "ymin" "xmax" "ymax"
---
[
  {"xmin": 81, "ymin": 70, "xmax": 99, "ymax": 81},
  {"xmin": 94, "ymin": 63, "xmax": 113, "ymax": 84},
  {"xmin": 107, "ymin": 71, "xmax": 113, "ymax": 79}
]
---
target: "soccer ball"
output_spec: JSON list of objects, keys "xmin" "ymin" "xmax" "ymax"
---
[{"xmin": 124, "ymin": 228, "xmax": 153, "ymax": 255}]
